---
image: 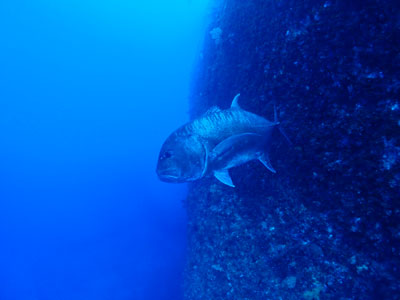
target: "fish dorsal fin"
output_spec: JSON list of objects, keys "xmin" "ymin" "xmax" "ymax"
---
[
  {"xmin": 204, "ymin": 106, "xmax": 221, "ymax": 115},
  {"xmin": 231, "ymin": 93, "xmax": 241, "ymax": 109},
  {"xmin": 214, "ymin": 169, "xmax": 235, "ymax": 187},
  {"xmin": 258, "ymin": 153, "xmax": 276, "ymax": 173}
]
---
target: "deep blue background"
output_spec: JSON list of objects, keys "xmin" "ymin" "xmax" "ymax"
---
[{"xmin": 0, "ymin": 1, "xmax": 209, "ymax": 299}]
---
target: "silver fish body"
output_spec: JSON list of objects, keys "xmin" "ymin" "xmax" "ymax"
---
[{"xmin": 156, "ymin": 94, "xmax": 279, "ymax": 187}]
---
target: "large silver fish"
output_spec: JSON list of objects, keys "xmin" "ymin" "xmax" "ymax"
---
[{"xmin": 156, "ymin": 94, "xmax": 286, "ymax": 187}]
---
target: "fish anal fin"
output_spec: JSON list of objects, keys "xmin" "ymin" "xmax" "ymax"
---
[
  {"xmin": 231, "ymin": 93, "xmax": 241, "ymax": 109},
  {"xmin": 258, "ymin": 153, "xmax": 276, "ymax": 173},
  {"xmin": 214, "ymin": 170, "xmax": 235, "ymax": 187}
]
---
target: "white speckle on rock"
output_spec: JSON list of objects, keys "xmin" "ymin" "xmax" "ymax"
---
[
  {"xmin": 211, "ymin": 264, "xmax": 223, "ymax": 272},
  {"xmin": 350, "ymin": 255, "xmax": 357, "ymax": 264},
  {"xmin": 283, "ymin": 276, "xmax": 297, "ymax": 289},
  {"xmin": 357, "ymin": 264, "xmax": 369, "ymax": 273},
  {"xmin": 210, "ymin": 27, "xmax": 223, "ymax": 45},
  {"xmin": 382, "ymin": 138, "xmax": 400, "ymax": 170}
]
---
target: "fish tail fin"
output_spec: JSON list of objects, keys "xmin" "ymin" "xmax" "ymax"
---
[
  {"xmin": 278, "ymin": 125, "xmax": 293, "ymax": 146},
  {"xmin": 273, "ymin": 105, "xmax": 293, "ymax": 146}
]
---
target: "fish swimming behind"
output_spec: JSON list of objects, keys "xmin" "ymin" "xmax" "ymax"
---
[{"xmin": 156, "ymin": 94, "xmax": 289, "ymax": 187}]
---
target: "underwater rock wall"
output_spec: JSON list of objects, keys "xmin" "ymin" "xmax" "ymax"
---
[{"xmin": 185, "ymin": 0, "xmax": 400, "ymax": 299}]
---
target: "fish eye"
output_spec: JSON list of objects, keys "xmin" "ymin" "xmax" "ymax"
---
[{"xmin": 163, "ymin": 151, "xmax": 172, "ymax": 159}]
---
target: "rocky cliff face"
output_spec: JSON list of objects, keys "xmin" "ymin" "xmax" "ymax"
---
[{"xmin": 184, "ymin": 0, "xmax": 400, "ymax": 299}]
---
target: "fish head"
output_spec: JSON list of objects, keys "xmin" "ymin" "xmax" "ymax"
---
[{"xmin": 156, "ymin": 132, "xmax": 207, "ymax": 182}]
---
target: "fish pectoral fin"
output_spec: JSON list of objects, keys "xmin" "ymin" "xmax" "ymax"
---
[
  {"xmin": 258, "ymin": 153, "xmax": 276, "ymax": 173},
  {"xmin": 211, "ymin": 133, "xmax": 263, "ymax": 159},
  {"xmin": 201, "ymin": 144, "xmax": 209, "ymax": 177},
  {"xmin": 214, "ymin": 170, "xmax": 235, "ymax": 187}
]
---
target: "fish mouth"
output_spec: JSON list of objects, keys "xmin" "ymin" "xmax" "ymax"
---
[
  {"xmin": 156, "ymin": 168, "xmax": 181, "ymax": 182},
  {"xmin": 160, "ymin": 174, "xmax": 179, "ymax": 181}
]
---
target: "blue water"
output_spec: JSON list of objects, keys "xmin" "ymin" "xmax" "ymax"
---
[{"xmin": 0, "ymin": 1, "xmax": 209, "ymax": 299}]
